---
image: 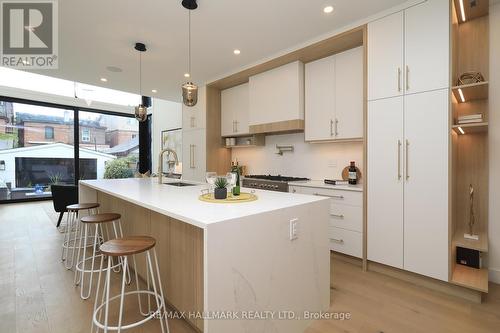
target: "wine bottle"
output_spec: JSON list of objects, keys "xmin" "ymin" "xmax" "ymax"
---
[
  {"xmin": 232, "ymin": 164, "xmax": 241, "ymax": 196},
  {"xmin": 348, "ymin": 161, "xmax": 357, "ymax": 185}
]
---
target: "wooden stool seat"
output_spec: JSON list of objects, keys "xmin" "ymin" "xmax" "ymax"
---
[
  {"xmin": 66, "ymin": 203, "xmax": 100, "ymax": 211},
  {"xmin": 100, "ymin": 236, "xmax": 156, "ymax": 256},
  {"xmin": 81, "ymin": 213, "xmax": 121, "ymax": 224}
]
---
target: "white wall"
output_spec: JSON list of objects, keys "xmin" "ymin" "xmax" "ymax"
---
[
  {"xmin": 488, "ymin": 2, "xmax": 500, "ymax": 283},
  {"xmin": 151, "ymin": 98, "xmax": 182, "ymax": 173},
  {"xmin": 231, "ymin": 133, "xmax": 363, "ymax": 180}
]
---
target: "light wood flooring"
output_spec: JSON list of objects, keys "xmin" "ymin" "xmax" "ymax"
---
[{"xmin": 1, "ymin": 201, "xmax": 500, "ymax": 333}]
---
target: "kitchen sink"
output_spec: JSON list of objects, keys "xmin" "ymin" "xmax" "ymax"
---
[{"xmin": 163, "ymin": 182, "xmax": 197, "ymax": 187}]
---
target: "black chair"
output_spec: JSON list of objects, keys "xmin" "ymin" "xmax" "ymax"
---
[{"xmin": 51, "ymin": 184, "xmax": 78, "ymax": 227}]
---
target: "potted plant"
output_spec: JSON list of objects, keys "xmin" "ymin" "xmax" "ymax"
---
[{"xmin": 214, "ymin": 177, "xmax": 228, "ymax": 200}]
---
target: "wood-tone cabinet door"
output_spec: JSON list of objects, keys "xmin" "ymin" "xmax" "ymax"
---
[
  {"xmin": 405, "ymin": 0, "xmax": 449, "ymax": 95},
  {"xmin": 335, "ymin": 46, "xmax": 364, "ymax": 140},
  {"xmin": 221, "ymin": 83, "xmax": 249, "ymax": 137},
  {"xmin": 368, "ymin": 11, "xmax": 404, "ymax": 101},
  {"xmin": 403, "ymin": 89, "xmax": 449, "ymax": 281},
  {"xmin": 305, "ymin": 55, "xmax": 335, "ymax": 141},
  {"xmin": 367, "ymin": 96, "xmax": 404, "ymax": 269},
  {"xmin": 182, "ymin": 129, "xmax": 206, "ymax": 182}
]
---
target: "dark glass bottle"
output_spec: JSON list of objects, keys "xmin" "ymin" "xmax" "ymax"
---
[
  {"xmin": 348, "ymin": 161, "xmax": 357, "ymax": 185},
  {"xmin": 232, "ymin": 164, "xmax": 241, "ymax": 196}
]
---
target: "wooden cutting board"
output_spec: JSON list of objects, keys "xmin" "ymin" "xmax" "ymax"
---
[{"xmin": 341, "ymin": 166, "xmax": 362, "ymax": 181}]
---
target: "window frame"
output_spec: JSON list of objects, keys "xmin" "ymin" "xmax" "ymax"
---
[
  {"xmin": 44, "ymin": 126, "xmax": 54, "ymax": 139},
  {"xmin": 81, "ymin": 128, "xmax": 90, "ymax": 142}
]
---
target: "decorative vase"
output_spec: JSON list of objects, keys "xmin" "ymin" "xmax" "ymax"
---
[{"xmin": 214, "ymin": 188, "xmax": 227, "ymax": 200}]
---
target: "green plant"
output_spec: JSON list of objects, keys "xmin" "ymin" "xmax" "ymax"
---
[
  {"xmin": 104, "ymin": 158, "xmax": 134, "ymax": 179},
  {"xmin": 48, "ymin": 172, "xmax": 63, "ymax": 185},
  {"xmin": 214, "ymin": 177, "xmax": 228, "ymax": 189}
]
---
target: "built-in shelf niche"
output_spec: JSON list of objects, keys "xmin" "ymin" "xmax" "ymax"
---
[
  {"xmin": 223, "ymin": 135, "xmax": 265, "ymax": 149},
  {"xmin": 450, "ymin": 0, "xmax": 489, "ymax": 294}
]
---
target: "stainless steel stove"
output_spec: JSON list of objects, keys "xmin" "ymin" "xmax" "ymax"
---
[{"xmin": 242, "ymin": 175, "xmax": 310, "ymax": 192}]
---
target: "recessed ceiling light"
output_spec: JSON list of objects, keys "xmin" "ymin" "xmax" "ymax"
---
[
  {"xmin": 323, "ymin": 6, "xmax": 334, "ymax": 14},
  {"xmin": 100, "ymin": 77, "xmax": 108, "ymax": 82},
  {"xmin": 152, "ymin": 89, "xmax": 158, "ymax": 93},
  {"xmin": 184, "ymin": 73, "xmax": 190, "ymax": 78},
  {"xmin": 233, "ymin": 49, "xmax": 241, "ymax": 55}
]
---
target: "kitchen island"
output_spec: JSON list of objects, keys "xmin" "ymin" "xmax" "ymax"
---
[{"xmin": 79, "ymin": 177, "xmax": 330, "ymax": 333}]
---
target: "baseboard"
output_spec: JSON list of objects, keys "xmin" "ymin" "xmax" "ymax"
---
[{"xmin": 489, "ymin": 268, "xmax": 500, "ymax": 284}]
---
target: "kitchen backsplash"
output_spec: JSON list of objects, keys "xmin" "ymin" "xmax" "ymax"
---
[{"xmin": 231, "ymin": 133, "xmax": 363, "ymax": 181}]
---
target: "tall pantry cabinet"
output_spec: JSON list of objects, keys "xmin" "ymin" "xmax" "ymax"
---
[{"xmin": 367, "ymin": 0, "xmax": 450, "ymax": 281}]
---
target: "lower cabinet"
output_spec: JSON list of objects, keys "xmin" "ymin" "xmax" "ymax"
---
[
  {"xmin": 182, "ymin": 129, "xmax": 206, "ymax": 182},
  {"xmin": 289, "ymin": 185, "xmax": 363, "ymax": 258}
]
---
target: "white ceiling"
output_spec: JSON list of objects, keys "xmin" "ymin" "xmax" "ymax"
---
[{"xmin": 31, "ymin": 0, "xmax": 409, "ymax": 102}]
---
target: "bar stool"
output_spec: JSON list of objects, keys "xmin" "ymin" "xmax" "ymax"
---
[
  {"xmin": 74, "ymin": 213, "xmax": 128, "ymax": 300},
  {"xmin": 61, "ymin": 203, "xmax": 100, "ymax": 270},
  {"xmin": 92, "ymin": 236, "xmax": 169, "ymax": 333}
]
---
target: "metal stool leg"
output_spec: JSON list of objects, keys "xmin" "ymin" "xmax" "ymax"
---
[{"xmin": 146, "ymin": 250, "xmax": 166, "ymax": 333}]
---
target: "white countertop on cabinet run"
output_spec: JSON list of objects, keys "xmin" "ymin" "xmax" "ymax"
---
[
  {"xmin": 289, "ymin": 180, "xmax": 363, "ymax": 192},
  {"xmin": 80, "ymin": 177, "xmax": 327, "ymax": 228}
]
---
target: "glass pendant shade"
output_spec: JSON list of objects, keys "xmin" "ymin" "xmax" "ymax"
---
[
  {"xmin": 135, "ymin": 104, "xmax": 148, "ymax": 122},
  {"xmin": 182, "ymin": 81, "xmax": 198, "ymax": 107}
]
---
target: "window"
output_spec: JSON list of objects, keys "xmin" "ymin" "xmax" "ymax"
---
[
  {"xmin": 45, "ymin": 126, "xmax": 54, "ymax": 139},
  {"xmin": 81, "ymin": 129, "xmax": 90, "ymax": 142}
]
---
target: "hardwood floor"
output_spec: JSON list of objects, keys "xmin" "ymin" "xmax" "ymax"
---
[{"xmin": 1, "ymin": 201, "xmax": 499, "ymax": 333}]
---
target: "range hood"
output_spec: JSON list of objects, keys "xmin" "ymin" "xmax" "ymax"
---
[{"xmin": 249, "ymin": 119, "xmax": 305, "ymax": 135}]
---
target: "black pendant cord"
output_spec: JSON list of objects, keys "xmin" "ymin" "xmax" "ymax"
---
[
  {"xmin": 139, "ymin": 51, "xmax": 142, "ymax": 97},
  {"xmin": 188, "ymin": 10, "xmax": 191, "ymax": 78}
]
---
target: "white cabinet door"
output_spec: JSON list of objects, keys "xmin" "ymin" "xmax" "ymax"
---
[
  {"xmin": 183, "ymin": 86, "xmax": 206, "ymax": 131},
  {"xmin": 182, "ymin": 129, "xmax": 206, "ymax": 182},
  {"xmin": 335, "ymin": 46, "xmax": 364, "ymax": 140},
  {"xmin": 305, "ymin": 55, "xmax": 335, "ymax": 141},
  {"xmin": 221, "ymin": 83, "xmax": 249, "ymax": 137},
  {"xmin": 368, "ymin": 11, "xmax": 404, "ymax": 101},
  {"xmin": 405, "ymin": 0, "xmax": 449, "ymax": 95},
  {"xmin": 249, "ymin": 61, "xmax": 304, "ymax": 126},
  {"xmin": 367, "ymin": 96, "xmax": 404, "ymax": 269},
  {"xmin": 403, "ymin": 89, "xmax": 448, "ymax": 281}
]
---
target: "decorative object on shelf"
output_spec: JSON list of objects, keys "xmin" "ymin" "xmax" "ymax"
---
[
  {"xmin": 134, "ymin": 42, "xmax": 148, "ymax": 122},
  {"xmin": 341, "ymin": 165, "xmax": 362, "ymax": 182},
  {"xmin": 181, "ymin": 0, "xmax": 198, "ymax": 107},
  {"xmin": 457, "ymin": 114, "xmax": 483, "ymax": 124},
  {"xmin": 464, "ymin": 184, "xmax": 479, "ymax": 240},
  {"xmin": 275, "ymin": 144, "xmax": 294, "ymax": 156},
  {"xmin": 199, "ymin": 191, "xmax": 258, "ymax": 203},
  {"xmin": 456, "ymin": 246, "xmax": 481, "ymax": 269},
  {"xmin": 457, "ymin": 72, "xmax": 485, "ymax": 86},
  {"xmin": 214, "ymin": 177, "xmax": 228, "ymax": 199}
]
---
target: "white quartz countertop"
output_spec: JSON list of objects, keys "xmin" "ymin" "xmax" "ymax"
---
[
  {"xmin": 80, "ymin": 178, "xmax": 327, "ymax": 229},
  {"xmin": 288, "ymin": 180, "xmax": 363, "ymax": 192}
]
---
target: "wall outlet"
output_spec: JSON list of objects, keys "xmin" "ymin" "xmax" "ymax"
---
[
  {"xmin": 328, "ymin": 160, "xmax": 337, "ymax": 168},
  {"xmin": 289, "ymin": 218, "xmax": 299, "ymax": 240}
]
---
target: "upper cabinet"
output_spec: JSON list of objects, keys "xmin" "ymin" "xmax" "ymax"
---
[
  {"xmin": 305, "ymin": 46, "xmax": 363, "ymax": 142},
  {"xmin": 249, "ymin": 61, "xmax": 305, "ymax": 134},
  {"xmin": 368, "ymin": 0, "xmax": 449, "ymax": 101},
  {"xmin": 221, "ymin": 83, "xmax": 249, "ymax": 137}
]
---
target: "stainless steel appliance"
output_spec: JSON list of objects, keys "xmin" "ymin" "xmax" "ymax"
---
[{"xmin": 242, "ymin": 175, "xmax": 309, "ymax": 192}]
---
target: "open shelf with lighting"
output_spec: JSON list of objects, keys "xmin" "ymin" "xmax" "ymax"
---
[
  {"xmin": 449, "ymin": 0, "xmax": 489, "ymax": 295},
  {"xmin": 452, "ymin": 81, "xmax": 489, "ymax": 103}
]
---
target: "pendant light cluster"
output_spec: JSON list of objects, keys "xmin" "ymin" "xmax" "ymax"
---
[
  {"xmin": 134, "ymin": 42, "xmax": 148, "ymax": 122},
  {"xmin": 181, "ymin": 0, "xmax": 198, "ymax": 107}
]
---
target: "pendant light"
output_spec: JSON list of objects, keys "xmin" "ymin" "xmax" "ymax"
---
[
  {"xmin": 181, "ymin": 0, "xmax": 198, "ymax": 107},
  {"xmin": 134, "ymin": 42, "xmax": 148, "ymax": 122}
]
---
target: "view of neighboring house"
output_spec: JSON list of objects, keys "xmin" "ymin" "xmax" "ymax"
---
[{"xmin": 0, "ymin": 101, "xmax": 15, "ymax": 150}]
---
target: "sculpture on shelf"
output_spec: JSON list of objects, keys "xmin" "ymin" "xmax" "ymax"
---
[{"xmin": 464, "ymin": 184, "xmax": 479, "ymax": 240}]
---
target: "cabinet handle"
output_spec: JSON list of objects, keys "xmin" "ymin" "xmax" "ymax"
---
[
  {"xmin": 405, "ymin": 139, "xmax": 409, "ymax": 180},
  {"xmin": 335, "ymin": 118, "xmax": 339, "ymax": 137},
  {"xmin": 313, "ymin": 193, "xmax": 344, "ymax": 199},
  {"xmin": 190, "ymin": 116, "xmax": 195, "ymax": 128},
  {"xmin": 397, "ymin": 140, "xmax": 402, "ymax": 180},
  {"xmin": 398, "ymin": 67, "xmax": 402, "ymax": 92},
  {"xmin": 190, "ymin": 144, "xmax": 196, "ymax": 169},
  {"xmin": 406, "ymin": 66, "xmax": 410, "ymax": 91},
  {"xmin": 330, "ymin": 213, "xmax": 345, "ymax": 219},
  {"xmin": 235, "ymin": 121, "xmax": 238, "ymax": 133},
  {"xmin": 331, "ymin": 238, "xmax": 344, "ymax": 244},
  {"xmin": 330, "ymin": 119, "xmax": 334, "ymax": 136}
]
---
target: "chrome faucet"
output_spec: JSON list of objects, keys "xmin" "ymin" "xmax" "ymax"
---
[{"xmin": 158, "ymin": 148, "xmax": 179, "ymax": 184}]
